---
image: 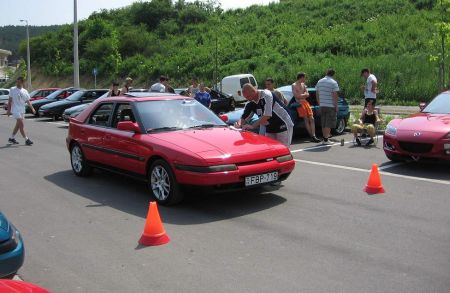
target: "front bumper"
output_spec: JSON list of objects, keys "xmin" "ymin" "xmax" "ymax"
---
[
  {"xmin": 383, "ymin": 134, "xmax": 450, "ymax": 160},
  {"xmin": 174, "ymin": 159, "xmax": 295, "ymax": 187},
  {"xmin": 0, "ymin": 229, "xmax": 25, "ymax": 278}
]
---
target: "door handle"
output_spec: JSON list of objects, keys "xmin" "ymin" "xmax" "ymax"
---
[{"xmin": 105, "ymin": 135, "xmax": 111, "ymax": 140}]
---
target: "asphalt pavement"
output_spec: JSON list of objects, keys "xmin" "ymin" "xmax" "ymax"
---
[{"xmin": 0, "ymin": 114, "xmax": 449, "ymax": 293}]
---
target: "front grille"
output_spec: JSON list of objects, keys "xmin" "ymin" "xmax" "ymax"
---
[
  {"xmin": 0, "ymin": 238, "xmax": 17, "ymax": 254},
  {"xmin": 398, "ymin": 141, "xmax": 433, "ymax": 153}
]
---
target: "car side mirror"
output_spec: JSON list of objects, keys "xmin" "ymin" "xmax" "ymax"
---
[
  {"xmin": 419, "ymin": 102, "xmax": 426, "ymax": 111},
  {"xmin": 117, "ymin": 121, "xmax": 140, "ymax": 133}
]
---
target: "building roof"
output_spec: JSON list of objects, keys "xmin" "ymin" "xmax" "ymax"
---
[{"xmin": 0, "ymin": 49, "xmax": 12, "ymax": 56}]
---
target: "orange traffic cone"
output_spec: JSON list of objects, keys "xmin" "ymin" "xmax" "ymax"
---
[
  {"xmin": 364, "ymin": 164, "xmax": 385, "ymax": 194},
  {"xmin": 139, "ymin": 202, "xmax": 170, "ymax": 246}
]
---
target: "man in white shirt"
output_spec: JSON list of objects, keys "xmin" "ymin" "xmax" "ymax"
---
[
  {"xmin": 150, "ymin": 76, "xmax": 169, "ymax": 93},
  {"xmin": 6, "ymin": 77, "xmax": 36, "ymax": 145},
  {"xmin": 361, "ymin": 68, "xmax": 378, "ymax": 107}
]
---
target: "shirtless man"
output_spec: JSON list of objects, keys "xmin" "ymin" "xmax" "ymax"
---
[{"xmin": 292, "ymin": 72, "xmax": 320, "ymax": 142}]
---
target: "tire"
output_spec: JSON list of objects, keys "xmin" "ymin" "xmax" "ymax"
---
[
  {"xmin": 70, "ymin": 143, "xmax": 92, "ymax": 177},
  {"xmin": 148, "ymin": 159, "xmax": 183, "ymax": 205},
  {"xmin": 333, "ymin": 118, "xmax": 346, "ymax": 135},
  {"xmin": 385, "ymin": 152, "xmax": 402, "ymax": 162}
]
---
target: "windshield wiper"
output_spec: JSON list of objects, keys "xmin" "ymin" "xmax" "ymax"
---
[
  {"xmin": 147, "ymin": 126, "xmax": 183, "ymax": 133},
  {"xmin": 188, "ymin": 124, "xmax": 226, "ymax": 129}
]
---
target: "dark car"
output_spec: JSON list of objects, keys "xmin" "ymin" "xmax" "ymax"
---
[
  {"xmin": 62, "ymin": 92, "xmax": 110, "ymax": 122},
  {"xmin": 0, "ymin": 211, "xmax": 25, "ymax": 278},
  {"xmin": 28, "ymin": 87, "xmax": 80, "ymax": 115},
  {"xmin": 175, "ymin": 88, "xmax": 235, "ymax": 114},
  {"xmin": 39, "ymin": 89, "xmax": 108, "ymax": 120},
  {"xmin": 278, "ymin": 85, "xmax": 350, "ymax": 135}
]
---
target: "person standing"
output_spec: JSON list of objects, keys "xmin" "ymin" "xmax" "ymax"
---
[
  {"xmin": 265, "ymin": 78, "xmax": 288, "ymax": 106},
  {"xmin": 107, "ymin": 81, "xmax": 121, "ymax": 97},
  {"xmin": 6, "ymin": 77, "xmax": 35, "ymax": 145},
  {"xmin": 121, "ymin": 77, "xmax": 133, "ymax": 94},
  {"xmin": 189, "ymin": 77, "xmax": 200, "ymax": 97},
  {"xmin": 236, "ymin": 84, "xmax": 294, "ymax": 147},
  {"xmin": 316, "ymin": 69, "xmax": 339, "ymax": 145},
  {"xmin": 292, "ymin": 72, "xmax": 320, "ymax": 142},
  {"xmin": 194, "ymin": 83, "xmax": 211, "ymax": 108},
  {"xmin": 150, "ymin": 76, "xmax": 168, "ymax": 92},
  {"xmin": 361, "ymin": 68, "xmax": 378, "ymax": 107}
]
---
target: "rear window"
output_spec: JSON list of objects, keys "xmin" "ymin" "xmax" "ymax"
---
[
  {"xmin": 240, "ymin": 77, "xmax": 250, "ymax": 88},
  {"xmin": 88, "ymin": 103, "xmax": 114, "ymax": 127}
]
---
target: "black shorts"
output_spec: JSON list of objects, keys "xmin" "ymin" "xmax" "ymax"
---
[{"xmin": 364, "ymin": 98, "xmax": 376, "ymax": 107}]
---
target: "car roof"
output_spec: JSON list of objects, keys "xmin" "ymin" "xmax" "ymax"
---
[
  {"xmin": 277, "ymin": 85, "xmax": 316, "ymax": 92},
  {"xmin": 222, "ymin": 74, "xmax": 254, "ymax": 79},
  {"xmin": 99, "ymin": 93, "xmax": 190, "ymax": 103}
]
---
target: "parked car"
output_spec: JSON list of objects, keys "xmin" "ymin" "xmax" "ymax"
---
[
  {"xmin": 278, "ymin": 85, "xmax": 350, "ymax": 135},
  {"xmin": 0, "ymin": 280, "xmax": 51, "ymax": 292},
  {"xmin": 28, "ymin": 87, "xmax": 80, "ymax": 115},
  {"xmin": 67, "ymin": 93, "xmax": 295, "ymax": 205},
  {"xmin": 29, "ymin": 88, "xmax": 60, "ymax": 101},
  {"xmin": 219, "ymin": 74, "xmax": 258, "ymax": 103},
  {"xmin": 0, "ymin": 211, "xmax": 24, "ymax": 278},
  {"xmin": 175, "ymin": 88, "xmax": 235, "ymax": 114},
  {"xmin": 384, "ymin": 90, "xmax": 450, "ymax": 161},
  {"xmin": 0, "ymin": 88, "xmax": 9, "ymax": 106},
  {"xmin": 39, "ymin": 89, "xmax": 108, "ymax": 120},
  {"xmin": 221, "ymin": 86, "xmax": 350, "ymax": 136},
  {"xmin": 62, "ymin": 91, "xmax": 110, "ymax": 122}
]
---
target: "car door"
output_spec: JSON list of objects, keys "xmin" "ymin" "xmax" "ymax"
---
[
  {"xmin": 81, "ymin": 103, "xmax": 115, "ymax": 166},
  {"xmin": 101, "ymin": 103, "xmax": 148, "ymax": 176}
]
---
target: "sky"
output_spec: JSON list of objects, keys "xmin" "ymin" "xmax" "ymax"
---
[{"xmin": 0, "ymin": 0, "xmax": 278, "ymax": 26}]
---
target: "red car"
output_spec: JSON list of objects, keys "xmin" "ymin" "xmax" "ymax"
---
[
  {"xmin": 66, "ymin": 94, "xmax": 295, "ymax": 205},
  {"xmin": 29, "ymin": 88, "xmax": 60, "ymax": 101},
  {"xmin": 384, "ymin": 91, "xmax": 450, "ymax": 161}
]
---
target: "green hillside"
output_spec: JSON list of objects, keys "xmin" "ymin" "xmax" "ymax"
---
[
  {"xmin": 21, "ymin": 0, "xmax": 449, "ymax": 103},
  {"xmin": 0, "ymin": 25, "xmax": 61, "ymax": 59}
]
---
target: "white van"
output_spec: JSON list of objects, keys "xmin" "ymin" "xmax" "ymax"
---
[{"xmin": 219, "ymin": 74, "xmax": 258, "ymax": 102}]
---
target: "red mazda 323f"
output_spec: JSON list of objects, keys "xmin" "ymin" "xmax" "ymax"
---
[
  {"xmin": 67, "ymin": 93, "xmax": 295, "ymax": 205},
  {"xmin": 384, "ymin": 91, "xmax": 450, "ymax": 162}
]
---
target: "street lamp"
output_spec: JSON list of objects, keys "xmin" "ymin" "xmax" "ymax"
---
[
  {"xmin": 73, "ymin": 0, "xmax": 80, "ymax": 88},
  {"xmin": 19, "ymin": 19, "xmax": 32, "ymax": 90}
]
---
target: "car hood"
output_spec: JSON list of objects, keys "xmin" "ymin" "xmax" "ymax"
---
[
  {"xmin": 0, "ymin": 212, "xmax": 11, "ymax": 242},
  {"xmin": 41, "ymin": 100, "xmax": 77, "ymax": 110},
  {"xmin": 32, "ymin": 99, "xmax": 55, "ymax": 106},
  {"xmin": 65, "ymin": 103, "xmax": 89, "ymax": 114},
  {"xmin": 149, "ymin": 127, "xmax": 289, "ymax": 164},
  {"xmin": 395, "ymin": 113, "xmax": 450, "ymax": 134}
]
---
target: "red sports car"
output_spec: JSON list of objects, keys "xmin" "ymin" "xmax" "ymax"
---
[
  {"xmin": 383, "ymin": 91, "xmax": 450, "ymax": 161},
  {"xmin": 66, "ymin": 93, "xmax": 295, "ymax": 205}
]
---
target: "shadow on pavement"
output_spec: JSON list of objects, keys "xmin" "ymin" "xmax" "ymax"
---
[
  {"xmin": 381, "ymin": 161, "xmax": 450, "ymax": 181},
  {"xmin": 44, "ymin": 170, "xmax": 287, "ymax": 225}
]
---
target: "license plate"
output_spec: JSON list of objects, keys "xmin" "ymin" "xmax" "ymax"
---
[{"xmin": 245, "ymin": 172, "xmax": 278, "ymax": 186}]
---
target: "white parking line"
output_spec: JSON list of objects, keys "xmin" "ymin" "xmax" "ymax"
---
[
  {"xmin": 290, "ymin": 135, "xmax": 384, "ymax": 153},
  {"xmin": 47, "ymin": 121, "xmax": 68, "ymax": 127},
  {"xmin": 294, "ymin": 159, "xmax": 450, "ymax": 186}
]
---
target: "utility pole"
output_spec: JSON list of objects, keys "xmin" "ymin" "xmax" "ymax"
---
[
  {"xmin": 20, "ymin": 19, "xmax": 31, "ymax": 90},
  {"xmin": 73, "ymin": 0, "xmax": 80, "ymax": 88}
]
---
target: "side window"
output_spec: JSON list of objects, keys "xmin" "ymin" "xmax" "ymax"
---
[
  {"xmin": 240, "ymin": 77, "xmax": 249, "ymax": 88},
  {"xmin": 249, "ymin": 77, "xmax": 257, "ymax": 87},
  {"xmin": 307, "ymin": 91, "xmax": 318, "ymax": 106},
  {"xmin": 88, "ymin": 103, "xmax": 114, "ymax": 127},
  {"xmin": 112, "ymin": 103, "xmax": 135, "ymax": 128}
]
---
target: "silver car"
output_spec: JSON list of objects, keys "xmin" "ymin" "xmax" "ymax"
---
[{"xmin": 0, "ymin": 88, "xmax": 9, "ymax": 105}]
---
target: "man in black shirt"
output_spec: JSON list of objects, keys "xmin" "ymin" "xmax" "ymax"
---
[{"xmin": 235, "ymin": 84, "xmax": 294, "ymax": 147}]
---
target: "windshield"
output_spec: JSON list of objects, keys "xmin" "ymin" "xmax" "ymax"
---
[
  {"xmin": 136, "ymin": 99, "xmax": 227, "ymax": 132},
  {"xmin": 45, "ymin": 89, "xmax": 66, "ymax": 100},
  {"xmin": 66, "ymin": 91, "xmax": 85, "ymax": 101},
  {"xmin": 423, "ymin": 93, "xmax": 450, "ymax": 114},
  {"xmin": 29, "ymin": 90, "xmax": 39, "ymax": 98}
]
